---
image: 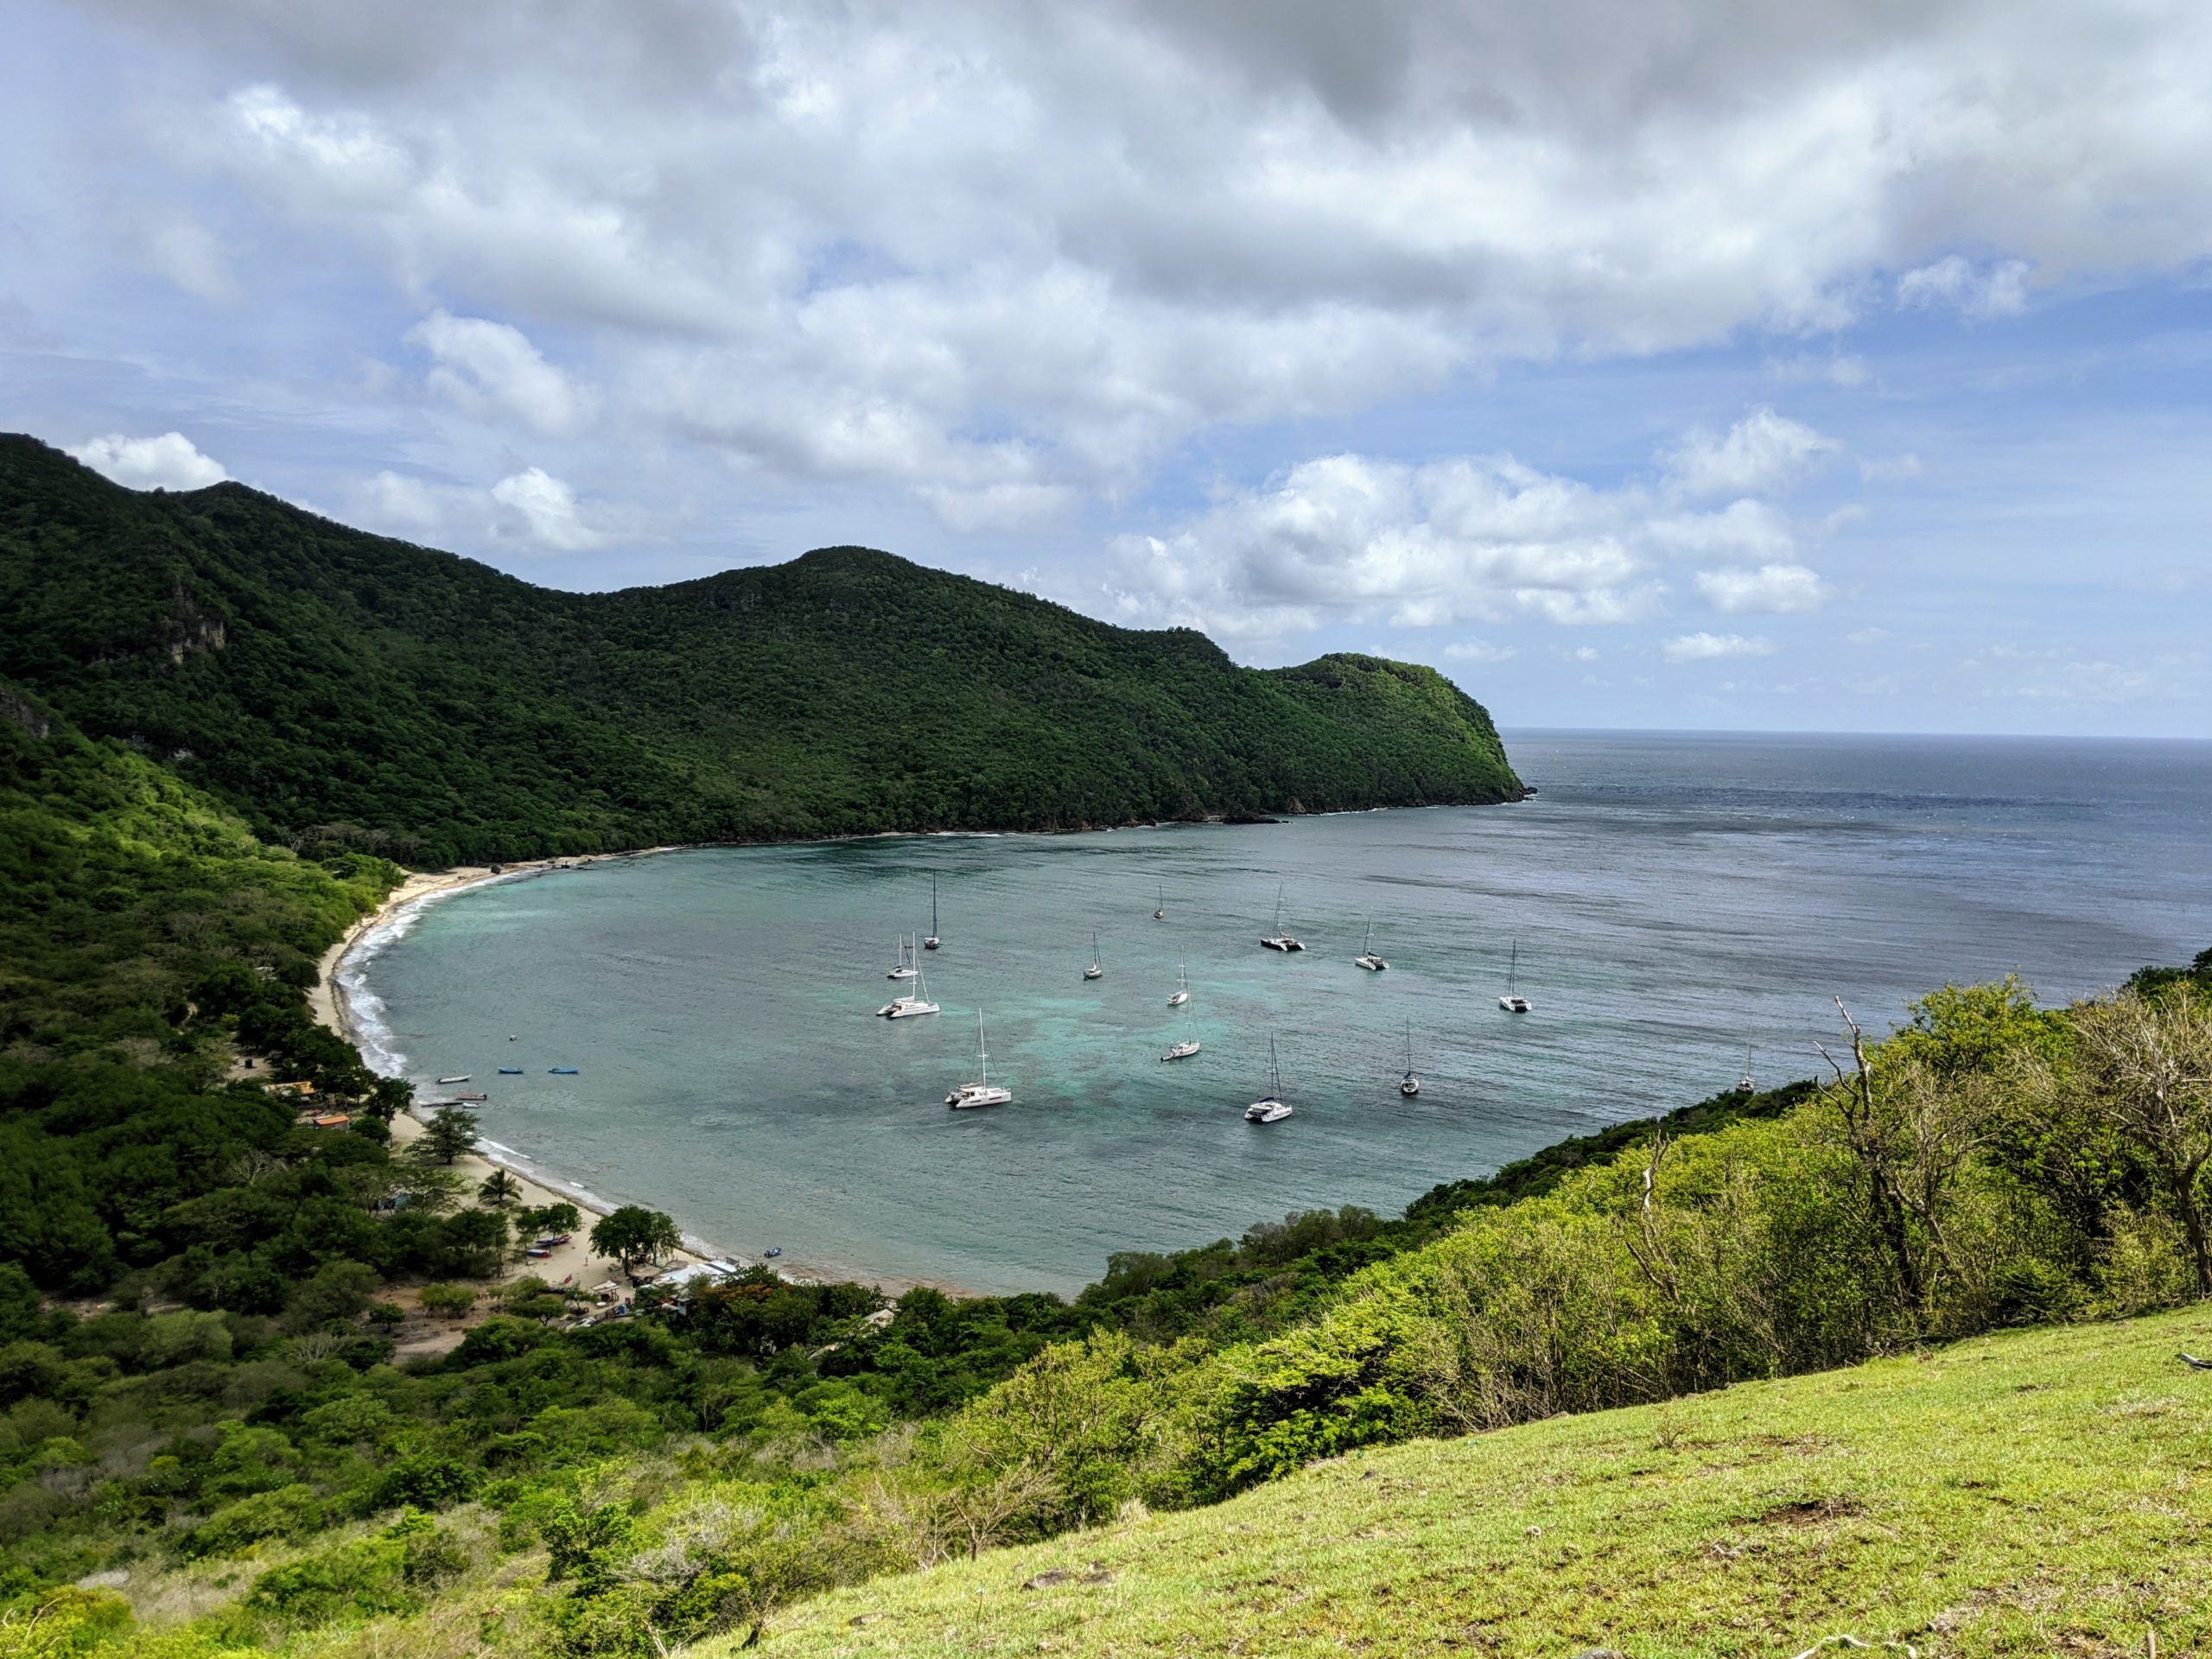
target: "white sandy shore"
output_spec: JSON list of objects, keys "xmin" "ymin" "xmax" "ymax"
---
[{"xmin": 309, "ymin": 851, "xmax": 954, "ymax": 1300}]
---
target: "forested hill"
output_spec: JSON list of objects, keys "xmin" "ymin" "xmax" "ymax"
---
[{"xmin": 0, "ymin": 435, "xmax": 1521, "ymax": 864}]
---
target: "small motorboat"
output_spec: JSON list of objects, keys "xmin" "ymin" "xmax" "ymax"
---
[
  {"xmin": 498, "ymin": 1066, "xmax": 524, "ymax": 1075},
  {"xmin": 436, "ymin": 1075, "xmax": 471, "ymax": 1084},
  {"xmin": 549, "ymin": 1066, "xmax": 580, "ymax": 1075},
  {"xmin": 763, "ymin": 1247, "xmax": 783, "ymax": 1259},
  {"xmin": 454, "ymin": 1091, "xmax": 488, "ymax": 1102}
]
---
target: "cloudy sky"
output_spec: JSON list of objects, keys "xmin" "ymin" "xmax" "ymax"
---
[{"xmin": 4, "ymin": 0, "xmax": 2209, "ymax": 735}]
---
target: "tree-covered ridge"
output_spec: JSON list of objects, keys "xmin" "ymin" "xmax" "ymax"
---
[{"xmin": 0, "ymin": 435, "xmax": 1521, "ymax": 865}]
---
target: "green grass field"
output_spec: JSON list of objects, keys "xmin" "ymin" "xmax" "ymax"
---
[{"xmin": 743, "ymin": 1306, "xmax": 2212, "ymax": 1658}]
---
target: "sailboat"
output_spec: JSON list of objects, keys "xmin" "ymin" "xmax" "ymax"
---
[
  {"xmin": 887, "ymin": 934, "xmax": 918, "ymax": 980},
  {"xmin": 1244, "ymin": 1035, "xmax": 1293, "ymax": 1122},
  {"xmin": 1354, "ymin": 919, "xmax": 1388, "ymax": 971},
  {"xmin": 1161, "ymin": 997, "xmax": 1200, "ymax": 1061},
  {"xmin": 1084, "ymin": 930, "xmax": 1104, "ymax": 981},
  {"xmin": 880, "ymin": 964, "xmax": 941, "ymax": 1018},
  {"xmin": 947, "ymin": 1012, "xmax": 1011, "ymax": 1108},
  {"xmin": 1399, "ymin": 1018, "xmax": 1421, "ymax": 1096},
  {"xmin": 1167, "ymin": 963, "xmax": 1190, "ymax": 1007},
  {"xmin": 1259, "ymin": 884, "xmax": 1305, "ymax": 951},
  {"xmin": 1738, "ymin": 1045, "xmax": 1755, "ymax": 1093},
  {"xmin": 923, "ymin": 878, "xmax": 941, "ymax": 951},
  {"xmin": 1498, "ymin": 939, "xmax": 1531, "ymax": 1013},
  {"xmin": 1154, "ymin": 882, "xmax": 1166, "ymax": 921}
]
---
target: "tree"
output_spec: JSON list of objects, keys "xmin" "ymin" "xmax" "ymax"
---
[
  {"xmin": 519, "ymin": 1201, "xmax": 582, "ymax": 1236},
  {"xmin": 589, "ymin": 1205, "xmax": 683, "ymax": 1276},
  {"xmin": 417, "ymin": 1282, "xmax": 476, "ymax": 1320},
  {"xmin": 415, "ymin": 1109, "xmax": 480, "ymax": 1166},
  {"xmin": 478, "ymin": 1169, "xmax": 522, "ymax": 1208},
  {"xmin": 2058, "ymin": 986, "xmax": 2212, "ymax": 1294}
]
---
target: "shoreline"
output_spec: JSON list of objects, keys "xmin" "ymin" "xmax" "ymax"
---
[{"xmin": 311, "ymin": 848, "xmax": 965, "ymax": 1299}]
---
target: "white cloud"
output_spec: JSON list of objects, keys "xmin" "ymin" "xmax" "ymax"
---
[
  {"xmin": 1847, "ymin": 626, "xmax": 1892, "ymax": 645},
  {"xmin": 1663, "ymin": 632, "xmax": 1775, "ymax": 663},
  {"xmin": 1768, "ymin": 353, "xmax": 1870, "ymax": 388},
  {"xmin": 1571, "ymin": 646, "xmax": 1600, "ymax": 663},
  {"xmin": 1445, "ymin": 639, "xmax": 1516, "ymax": 663},
  {"xmin": 1695, "ymin": 563, "xmax": 1831, "ymax": 614},
  {"xmin": 489, "ymin": 467, "xmax": 604, "ymax": 551},
  {"xmin": 1897, "ymin": 256, "xmax": 2031, "ymax": 319},
  {"xmin": 407, "ymin": 309, "xmax": 595, "ymax": 437},
  {"xmin": 1665, "ymin": 409, "xmax": 1840, "ymax": 499},
  {"xmin": 67, "ymin": 431, "xmax": 228, "ymax": 491}
]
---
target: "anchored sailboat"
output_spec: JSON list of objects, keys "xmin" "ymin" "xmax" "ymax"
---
[
  {"xmin": 1259, "ymin": 884, "xmax": 1305, "ymax": 951},
  {"xmin": 1738, "ymin": 1044, "xmax": 1755, "ymax": 1093},
  {"xmin": 1355, "ymin": 918, "xmax": 1388, "ymax": 971},
  {"xmin": 924, "ymin": 878, "xmax": 941, "ymax": 951},
  {"xmin": 1498, "ymin": 939, "xmax": 1531, "ymax": 1014},
  {"xmin": 1167, "ymin": 963, "xmax": 1190, "ymax": 1007},
  {"xmin": 1084, "ymin": 930, "xmax": 1104, "ymax": 981},
  {"xmin": 947, "ymin": 1012, "xmax": 1011, "ymax": 1108},
  {"xmin": 1399, "ymin": 1018, "xmax": 1421, "ymax": 1096},
  {"xmin": 1154, "ymin": 881, "xmax": 1166, "ymax": 920},
  {"xmin": 1244, "ymin": 1035, "xmax": 1293, "ymax": 1122},
  {"xmin": 880, "ymin": 964, "xmax": 940, "ymax": 1018},
  {"xmin": 887, "ymin": 934, "xmax": 918, "ymax": 980},
  {"xmin": 1161, "ymin": 997, "xmax": 1201, "ymax": 1061}
]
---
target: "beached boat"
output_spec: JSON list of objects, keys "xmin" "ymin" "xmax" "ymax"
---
[
  {"xmin": 1399, "ymin": 1018, "xmax": 1421, "ymax": 1096},
  {"xmin": 948, "ymin": 1012, "xmax": 1012, "ymax": 1109},
  {"xmin": 1355, "ymin": 918, "xmax": 1388, "ymax": 971},
  {"xmin": 454, "ymin": 1091, "xmax": 488, "ymax": 1102},
  {"xmin": 1084, "ymin": 930, "xmax": 1103, "ymax": 981},
  {"xmin": 1244, "ymin": 1035, "xmax": 1294, "ymax": 1122},
  {"xmin": 498, "ymin": 1066, "xmax": 524, "ymax": 1075},
  {"xmin": 1498, "ymin": 939, "xmax": 1531, "ymax": 1014},
  {"xmin": 1167, "ymin": 963, "xmax": 1190, "ymax": 1007},
  {"xmin": 549, "ymin": 1066, "xmax": 580, "ymax": 1075},
  {"xmin": 887, "ymin": 934, "xmax": 918, "ymax": 980},
  {"xmin": 1259, "ymin": 885, "xmax": 1304, "ymax": 951},
  {"xmin": 436, "ymin": 1074, "xmax": 471, "ymax": 1084}
]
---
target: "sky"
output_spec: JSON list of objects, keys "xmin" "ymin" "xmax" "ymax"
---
[{"xmin": 3, "ymin": 0, "xmax": 2209, "ymax": 736}]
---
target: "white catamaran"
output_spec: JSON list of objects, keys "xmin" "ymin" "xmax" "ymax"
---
[
  {"xmin": 1084, "ymin": 930, "xmax": 1104, "ymax": 981},
  {"xmin": 1259, "ymin": 884, "xmax": 1305, "ymax": 951},
  {"xmin": 924, "ymin": 878, "xmax": 941, "ymax": 951},
  {"xmin": 880, "ymin": 965, "xmax": 940, "ymax": 1018},
  {"xmin": 1355, "ymin": 918, "xmax": 1388, "ymax": 971},
  {"xmin": 1244, "ymin": 1035, "xmax": 1294, "ymax": 1122},
  {"xmin": 947, "ymin": 1012, "xmax": 1011, "ymax": 1108},
  {"xmin": 1498, "ymin": 939, "xmax": 1531, "ymax": 1014},
  {"xmin": 1399, "ymin": 1018, "xmax": 1421, "ymax": 1096}
]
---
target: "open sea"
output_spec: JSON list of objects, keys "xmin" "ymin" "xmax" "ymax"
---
[{"xmin": 344, "ymin": 730, "xmax": 2212, "ymax": 1294}]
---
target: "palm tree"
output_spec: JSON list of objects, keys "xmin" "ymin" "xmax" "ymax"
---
[{"xmin": 478, "ymin": 1168, "xmax": 523, "ymax": 1208}]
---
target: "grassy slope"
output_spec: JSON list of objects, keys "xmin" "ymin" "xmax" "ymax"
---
[
  {"xmin": 0, "ymin": 436, "xmax": 1520, "ymax": 861},
  {"xmin": 750, "ymin": 1305, "xmax": 2212, "ymax": 1658}
]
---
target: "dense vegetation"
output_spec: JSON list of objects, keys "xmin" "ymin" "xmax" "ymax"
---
[{"xmin": 0, "ymin": 435, "xmax": 1521, "ymax": 864}]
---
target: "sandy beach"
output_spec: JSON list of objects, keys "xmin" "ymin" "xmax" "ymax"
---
[{"xmin": 309, "ymin": 853, "xmax": 706, "ymax": 1304}]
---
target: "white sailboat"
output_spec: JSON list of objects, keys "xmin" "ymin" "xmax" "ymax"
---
[
  {"xmin": 887, "ymin": 933, "xmax": 918, "ymax": 980},
  {"xmin": 1498, "ymin": 939, "xmax": 1531, "ymax": 1013},
  {"xmin": 880, "ymin": 964, "xmax": 941, "ymax": 1018},
  {"xmin": 1738, "ymin": 1044, "xmax": 1755, "ymax": 1093},
  {"xmin": 1355, "ymin": 918, "xmax": 1388, "ymax": 971},
  {"xmin": 1167, "ymin": 963, "xmax": 1190, "ymax": 1007},
  {"xmin": 924, "ymin": 878, "xmax": 941, "ymax": 951},
  {"xmin": 1084, "ymin": 930, "xmax": 1104, "ymax": 981},
  {"xmin": 948, "ymin": 1012, "xmax": 1011, "ymax": 1108},
  {"xmin": 1244, "ymin": 1035, "xmax": 1294, "ymax": 1122},
  {"xmin": 1399, "ymin": 1018, "xmax": 1421, "ymax": 1096},
  {"xmin": 1259, "ymin": 884, "xmax": 1305, "ymax": 951},
  {"xmin": 1161, "ymin": 997, "xmax": 1200, "ymax": 1061},
  {"xmin": 1154, "ymin": 881, "xmax": 1166, "ymax": 920}
]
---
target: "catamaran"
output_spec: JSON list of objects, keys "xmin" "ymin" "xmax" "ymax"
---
[
  {"xmin": 1354, "ymin": 919, "xmax": 1388, "ymax": 971},
  {"xmin": 947, "ymin": 1012, "xmax": 1011, "ymax": 1108},
  {"xmin": 1399, "ymin": 1018, "xmax": 1421, "ymax": 1096},
  {"xmin": 1161, "ymin": 998, "xmax": 1201, "ymax": 1061},
  {"xmin": 880, "ymin": 965, "xmax": 940, "ymax": 1018},
  {"xmin": 1084, "ymin": 930, "xmax": 1104, "ymax": 981},
  {"xmin": 1245, "ymin": 1035, "xmax": 1293, "ymax": 1122},
  {"xmin": 1154, "ymin": 881, "xmax": 1166, "ymax": 920},
  {"xmin": 1498, "ymin": 939, "xmax": 1531, "ymax": 1013},
  {"xmin": 1167, "ymin": 963, "xmax": 1190, "ymax": 1007},
  {"xmin": 1259, "ymin": 884, "xmax": 1305, "ymax": 951},
  {"xmin": 924, "ymin": 878, "xmax": 941, "ymax": 951},
  {"xmin": 887, "ymin": 934, "xmax": 918, "ymax": 980}
]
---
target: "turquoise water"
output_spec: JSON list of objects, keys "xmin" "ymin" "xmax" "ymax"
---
[{"xmin": 348, "ymin": 731, "xmax": 2212, "ymax": 1294}]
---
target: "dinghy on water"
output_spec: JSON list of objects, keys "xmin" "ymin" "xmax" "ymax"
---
[
  {"xmin": 498, "ymin": 1066, "xmax": 524, "ymax": 1075},
  {"xmin": 1244, "ymin": 1035, "xmax": 1294, "ymax": 1122}
]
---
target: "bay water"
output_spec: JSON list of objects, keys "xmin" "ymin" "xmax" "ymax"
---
[{"xmin": 346, "ymin": 731, "xmax": 2212, "ymax": 1294}]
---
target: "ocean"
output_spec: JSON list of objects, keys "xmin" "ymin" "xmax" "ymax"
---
[{"xmin": 343, "ymin": 730, "xmax": 2212, "ymax": 1294}]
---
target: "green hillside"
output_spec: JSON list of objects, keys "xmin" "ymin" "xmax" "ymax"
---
[
  {"xmin": 0, "ymin": 435, "xmax": 1521, "ymax": 864},
  {"xmin": 747, "ymin": 1306, "xmax": 2212, "ymax": 1657}
]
